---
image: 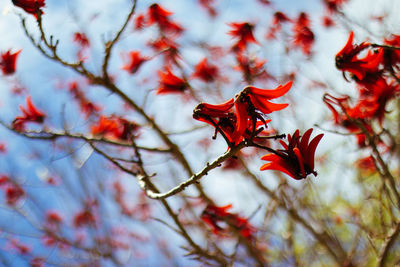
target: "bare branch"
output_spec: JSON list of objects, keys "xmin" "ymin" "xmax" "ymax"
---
[
  {"xmin": 138, "ymin": 142, "xmax": 246, "ymax": 199},
  {"xmin": 102, "ymin": 0, "xmax": 138, "ymax": 78}
]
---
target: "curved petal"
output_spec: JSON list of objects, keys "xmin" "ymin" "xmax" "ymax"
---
[
  {"xmin": 304, "ymin": 133, "xmax": 324, "ymax": 170},
  {"xmin": 336, "ymin": 31, "xmax": 354, "ymax": 58},
  {"xmin": 250, "ymin": 94, "xmax": 289, "ymax": 114},
  {"xmin": 232, "ymin": 101, "xmax": 249, "ymax": 144},
  {"xmin": 248, "ymin": 81, "xmax": 292, "ymax": 99},
  {"xmin": 299, "ymin": 128, "xmax": 313, "ymax": 153}
]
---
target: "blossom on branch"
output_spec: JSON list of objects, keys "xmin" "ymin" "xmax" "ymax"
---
[
  {"xmin": 12, "ymin": 96, "xmax": 46, "ymax": 131},
  {"xmin": 91, "ymin": 116, "xmax": 139, "ymax": 141},
  {"xmin": 260, "ymin": 128, "xmax": 323, "ymax": 180}
]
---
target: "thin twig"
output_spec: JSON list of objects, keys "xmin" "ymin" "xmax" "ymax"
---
[{"xmin": 138, "ymin": 142, "xmax": 246, "ymax": 199}]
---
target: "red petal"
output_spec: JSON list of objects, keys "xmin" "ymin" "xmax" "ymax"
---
[
  {"xmin": 250, "ymin": 94, "xmax": 289, "ymax": 114},
  {"xmin": 336, "ymin": 31, "xmax": 354, "ymax": 58},
  {"xmin": 305, "ymin": 133, "xmax": 324, "ymax": 170},
  {"xmin": 248, "ymin": 81, "xmax": 292, "ymax": 99},
  {"xmin": 299, "ymin": 128, "xmax": 313, "ymax": 153},
  {"xmin": 232, "ymin": 101, "xmax": 249, "ymax": 144}
]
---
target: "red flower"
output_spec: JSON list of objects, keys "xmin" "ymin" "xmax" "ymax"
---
[
  {"xmin": 0, "ymin": 49, "xmax": 21, "ymax": 75},
  {"xmin": 322, "ymin": 16, "xmax": 335, "ymax": 27},
  {"xmin": 201, "ymin": 204, "xmax": 255, "ymax": 239},
  {"xmin": 68, "ymin": 81, "xmax": 101, "ymax": 118},
  {"xmin": 5, "ymin": 184, "xmax": 25, "ymax": 205},
  {"xmin": 335, "ymin": 32, "xmax": 382, "ymax": 80},
  {"xmin": 323, "ymin": 93, "xmax": 371, "ymax": 147},
  {"xmin": 149, "ymin": 36, "xmax": 180, "ymax": 64},
  {"xmin": 234, "ymin": 53, "xmax": 271, "ymax": 82},
  {"xmin": 292, "ymin": 12, "xmax": 315, "ymax": 56},
  {"xmin": 260, "ymin": 128, "xmax": 324, "ymax": 180},
  {"xmin": 323, "ymin": 0, "xmax": 348, "ymax": 13},
  {"xmin": 194, "ymin": 82, "xmax": 291, "ymax": 146},
  {"xmin": 232, "ymin": 82, "xmax": 292, "ymax": 144},
  {"xmin": 12, "ymin": 96, "xmax": 46, "ymax": 131},
  {"xmin": 198, "ymin": 0, "xmax": 217, "ymax": 17},
  {"xmin": 258, "ymin": 0, "xmax": 271, "ymax": 5},
  {"xmin": 73, "ymin": 210, "xmax": 96, "ymax": 228},
  {"xmin": 73, "ymin": 32, "xmax": 90, "ymax": 48},
  {"xmin": 122, "ymin": 51, "xmax": 148, "ymax": 74},
  {"xmin": 46, "ymin": 211, "xmax": 63, "ymax": 225},
  {"xmin": 356, "ymin": 156, "xmax": 376, "ymax": 174},
  {"xmin": 91, "ymin": 116, "xmax": 138, "ymax": 141},
  {"xmin": 266, "ymin": 11, "xmax": 291, "ymax": 39},
  {"xmin": 157, "ymin": 67, "xmax": 187, "ymax": 94},
  {"xmin": 193, "ymin": 98, "xmax": 237, "ymax": 143},
  {"xmin": 134, "ymin": 13, "xmax": 146, "ymax": 30},
  {"xmin": 228, "ymin": 22, "xmax": 258, "ymax": 51},
  {"xmin": 148, "ymin": 4, "xmax": 183, "ymax": 34},
  {"xmin": 12, "ymin": 0, "xmax": 45, "ymax": 17},
  {"xmin": 383, "ymin": 34, "xmax": 400, "ymax": 70},
  {"xmin": 192, "ymin": 58, "xmax": 219, "ymax": 82}
]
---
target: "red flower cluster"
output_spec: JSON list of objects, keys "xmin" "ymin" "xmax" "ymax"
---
[
  {"xmin": 12, "ymin": 0, "xmax": 45, "ymax": 18},
  {"xmin": 12, "ymin": 96, "xmax": 46, "ymax": 131},
  {"xmin": 327, "ymin": 32, "xmax": 400, "ymax": 147},
  {"xmin": 201, "ymin": 204, "xmax": 255, "ymax": 239},
  {"xmin": 193, "ymin": 82, "xmax": 292, "ymax": 145},
  {"xmin": 91, "ymin": 115, "xmax": 139, "ymax": 141},
  {"xmin": 0, "ymin": 49, "xmax": 21, "ymax": 75},
  {"xmin": 260, "ymin": 128, "xmax": 323, "ymax": 180}
]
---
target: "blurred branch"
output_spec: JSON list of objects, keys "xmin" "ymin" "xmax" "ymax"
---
[
  {"xmin": 102, "ymin": 0, "xmax": 137, "ymax": 79},
  {"xmin": 0, "ymin": 122, "xmax": 170, "ymax": 153},
  {"xmin": 378, "ymin": 220, "xmax": 400, "ymax": 267},
  {"xmin": 238, "ymin": 157, "xmax": 350, "ymax": 266}
]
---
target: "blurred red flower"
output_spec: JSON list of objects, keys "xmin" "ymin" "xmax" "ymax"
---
[
  {"xmin": 12, "ymin": 96, "xmax": 46, "ymax": 131},
  {"xmin": 157, "ymin": 67, "xmax": 187, "ymax": 94},
  {"xmin": 0, "ymin": 49, "xmax": 21, "ymax": 75},
  {"xmin": 228, "ymin": 22, "xmax": 258, "ymax": 51}
]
